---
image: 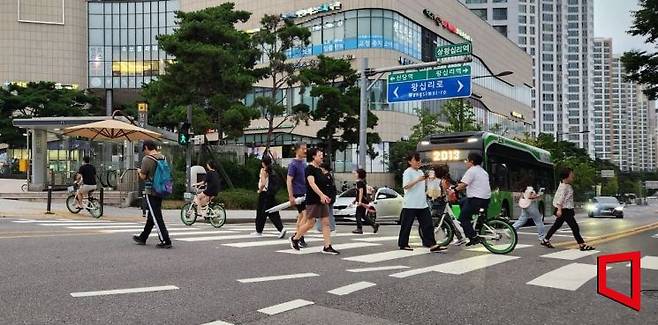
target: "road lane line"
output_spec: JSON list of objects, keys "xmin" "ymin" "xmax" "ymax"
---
[
  {"xmin": 352, "ymin": 236, "xmax": 422, "ymax": 242},
  {"xmin": 176, "ymin": 234, "xmax": 278, "ymax": 242},
  {"xmin": 276, "ymin": 242, "xmax": 380, "ymax": 255},
  {"xmin": 342, "ymin": 249, "xmax": 430, "ymax": 263},
  {"xmin": 328, "ymin": 281, "xmax": 376, "ymax": 296},
  {"xmin": 237, "ymin": 273, "xmax": 319, "ymax": 283},
  {"xmin": 70, "ymin": 285, "xmax": 179, "ymax": 297},
  {"xmin": 527, "ymin": 263, "xmax": 602, "ymax": 291},
  {"xmin": 540, "ymin": 249, "xmax": 600, "ymax": 260},
  {"xmin": 200, "ymin": 320, "xmax": 234, "ymax": 325},
  {"xmin": 626, "ymin": 256, "xmax": 658, "ymax": 270},
  {"xmin": 257, "ymin": 299, "xmax": 314, "ymax": 315},
  {"xmin": 465, "ymin": 244, "xmax": 533, "ymax": 252},
  {"xmin": 222, "ymin": 238, "xmax": 323, "ymax": 248},
  {"xmin": 517, "ymin": 232, "xmax": 573, "ymax": 238},
  {"xmin": 346, "ymin": 265, "xmax": 410, "ymax": 273},
  {"xmin": 13, "ymin": 219, "xmax": 113, "ymax": 223},
  {"xmin": 40, "ymin": 222, "xmax": 137, "ymax": 226}
]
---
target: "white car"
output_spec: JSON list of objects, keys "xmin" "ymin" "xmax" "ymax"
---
[{"xmin": 333, "ymin": 187, "xmax": 405, "ymax": 224}]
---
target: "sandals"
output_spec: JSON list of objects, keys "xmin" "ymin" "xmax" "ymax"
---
[
  {"xmin": 399, "ymin": 246, "xmax": 413, "ymax": 251},
  {"xmin": 540, "ymin": 240, "xmax": 554, "ymax": 248},
  {"xmin": 580, "ymin": 244, "xmax": 596, "ymax": 251}
]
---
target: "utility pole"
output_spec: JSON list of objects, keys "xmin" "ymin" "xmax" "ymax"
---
[{"xmin": 186, "ymin": 105, "xmax": 192, "ymax": 192}]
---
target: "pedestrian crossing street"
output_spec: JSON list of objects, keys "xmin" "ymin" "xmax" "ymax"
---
[{"xmin": 9, "ymin": 218, "xmax": 658, "ymax": 294}]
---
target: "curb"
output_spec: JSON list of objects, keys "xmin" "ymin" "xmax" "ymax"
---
[{"xmin": 553, "ymin": 221, "xmax": 658, "ymax": 249}]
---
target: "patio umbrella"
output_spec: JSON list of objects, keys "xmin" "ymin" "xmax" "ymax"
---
[{"xmin": 63, "ymin": 119, "xmax": 161, "ymax": 142}]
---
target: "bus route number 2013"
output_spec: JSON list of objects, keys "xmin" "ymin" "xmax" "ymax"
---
[{"xmin": 432, "ymin": 150, "xmax": 463, "ymax": 161}]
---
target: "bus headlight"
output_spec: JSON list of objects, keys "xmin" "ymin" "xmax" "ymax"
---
[{"xmin": 420, "ymin": 141, "xmax": 430, "ymax": 146}]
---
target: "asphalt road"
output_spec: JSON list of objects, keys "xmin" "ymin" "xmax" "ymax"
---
[{"xmin": 0, "ymin": 204, "xmax": 657, "ymax": 324}]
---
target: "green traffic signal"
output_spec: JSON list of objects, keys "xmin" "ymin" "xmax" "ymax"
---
[{"xmin": 178, "ymin": 122, "xmax": 191, "ymax": 145}]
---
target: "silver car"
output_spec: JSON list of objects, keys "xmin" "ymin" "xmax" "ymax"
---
[
  {"xmin": 333, "ymin": 187, "xmax": 405, "ymax": 224},
  {"xmin": 586, "ymin": 196, "xmax": 624, "ymax": 218}
]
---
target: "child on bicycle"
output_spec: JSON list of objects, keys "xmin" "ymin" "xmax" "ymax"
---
[{"xmin": 193, "ymin": 160, "xmax": 221, "ymax": 216}]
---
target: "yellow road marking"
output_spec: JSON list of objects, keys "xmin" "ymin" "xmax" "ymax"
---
[{"xmin": 554, "ymin": 222, "xmax": 658, "ymax": 249}]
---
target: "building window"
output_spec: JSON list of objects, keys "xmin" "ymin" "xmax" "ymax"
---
[
  {"xmin": 519, "ymin": 25, "xmax": 527, "ymax": 34},
  {"xmin": 471, "ymin": 9, "xmax": 488, "ymax": 20},
  {"xmin": 492, "ymin": 8, "xmax": 507, "ymax": 20},
  {"xmin": 465, "ymin": 0, "xmax": 488, "ymax": 3}
]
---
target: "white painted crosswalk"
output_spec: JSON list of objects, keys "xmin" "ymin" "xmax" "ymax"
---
[
  {"xmin": 527, "ymin": 263, "xmax": 601, "ymax": 291},
  {"xmin": 276, "ymin": 242, "xmax": 380, "ymax": 255},
  {"xmin": 390, "ymin": 254, "xmax": 520, "ymax": 278},
  {"xmin": 540, "ymin": 249, "xmax": 600, "ymax": 260},
  {"xmin": 343, "ymin": 249, "xmax": 430, "ymax": 263}
]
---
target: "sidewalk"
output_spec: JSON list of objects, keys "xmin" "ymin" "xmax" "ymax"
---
[{"xmin": 0, "ymin": 198, "xmax": 299, "ymax": 224}]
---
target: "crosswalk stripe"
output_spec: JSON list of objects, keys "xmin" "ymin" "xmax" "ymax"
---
[
  {"xmin": 465, "ymin": 244, "xmax": 533, "ymax": 253},
  {"xmin": 13, "ymin": 219, "xmax": 112, "ymax": 223},
  {"xmin": 257, "ymin": 299, "xmax": 314, "ymax": 316},
  {"xmin": 276, "ymin": 242, "xmax": 381, "ymax": 255},
  {"xmin": 40, "ymin": 222, "xmax": 137, "ymax": 226},
  {"xmin": 346, "ymin": 265, "xmax": 410, "ymax": 273},
  {"xmin": 176, "ymin": 234, "xmax": 277, "ymax": 242},
  {"xmin": 352, "ymin": 236, "xmax": 420, "ymax": 242},
  {"xmin": 70, "ymin": 285, "xmax": 179, "ymax": 297},
  {"xmin": 305, "ymin": 233, "xmax": 364, "ymax": 238},
  {"xmin": 651, "ymin": 234, "xmax": 658, "ymax": 239},
  {"xmin": 626, "ymin": 256, "xmax": 658, "ymax": 270},
  {"xmin": 527, "ymin": 263, "xmax": 600, "ymax": 291},
  {"xmin": 100, "ymin": 228, "xmax": 203, "ymax": 234},
  {"xmin": 541, "ymin": 249, "xmax": 600, "ymax": 260},
  {"xmin": 237, "ymin": 273, "xmax": 319, "ymax": 283},
  {"xmin": 167, "ymin": 230, "xmax": 234, "ymax": 236},
  {"xmin": 66, "ymin": 225, "xmax": 151, "ymax": 229},
  {"xmin": 517, "ymin": 232, "xmax": 573, "ymax": 238},
  {"xmin": 390, "ymin": 254, "xmax": 520, "ymax": 278},
  {"xmin": 201, "ymin": 320, "xmax": 234, "ymax": 325},
  {"xmin": 327, "ymin": 281, "xmax": 376, "ymax": 296},
  {"xmin": 222, "ymin": 238, "xmax": 323, "ymax": 248},
  {"xmin": 342, "ymin": 249, "xmax": 430, "ymax": 263}
]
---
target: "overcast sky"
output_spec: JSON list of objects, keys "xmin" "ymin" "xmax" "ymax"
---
[{"xmin": 594, "ymin": 0, "xmax": 655, "ymax": 55}]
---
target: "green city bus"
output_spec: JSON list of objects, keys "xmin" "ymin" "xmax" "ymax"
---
[{"xmin": 416, "ymin": 131, "xmax": 555, "ymax": 221}]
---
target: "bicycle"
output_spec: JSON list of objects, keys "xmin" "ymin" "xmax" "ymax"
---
[
  {"xmin": 66, "ymin": 184, "xmax": 102, "ymax": 218},
  {"xmin": 420, "ymin": 199, "xmax": 518, "ymax": 254},
  {"xmin": 180, "ymin": 185, "xmax": 226, "ymax": 228}
]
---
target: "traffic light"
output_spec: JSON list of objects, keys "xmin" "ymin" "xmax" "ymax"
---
[{"xmin": 178, "ymin": 122, "xmax": 191, "ymax": 145}]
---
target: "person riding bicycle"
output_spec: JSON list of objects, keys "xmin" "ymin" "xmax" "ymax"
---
[
  {"xmin": 454, "ymin": 152, "xmax": 491, "ymax": 247},
  {"xmin": 75, "ymin": 156, "xmax": 97, "ymax": 209},
  {"xmin": 192, "ymin": 160, "xmax": 220, "ymax": 216},
  {"xmin": 433, "ymin": 166, "xmax": 467, "ymax": 246}
]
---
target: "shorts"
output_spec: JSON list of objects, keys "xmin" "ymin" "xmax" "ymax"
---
[
  {"xmin": 294, "ymin": 194, "xmax": 306, "ymax": 213},
  {"xmin": 305, "ymin": 204, "xmax": 329, "ymax": 219},
  {"xmin": 78, "ymin": 184, "xmax": 97, "ymax": 195}
]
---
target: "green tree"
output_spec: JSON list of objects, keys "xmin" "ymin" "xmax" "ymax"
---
[
  {"xmin": 297, "ymin": 55, "xmax": 380, "ymax": 162},
  {"xmin": 251, "ymin": 14, "xmax": 311, "ymax": 151},
  {"xmin": 141, "ymin": 3, "xmax": 262, "ymax": 138},
  {"xmin": 409, "ymin": 108, "xmax": 441, "ymax": 142},
  {"xmin": 441, "ymin": 99, "xmax": 481, "ymax": 132},
  {"xmin": 601, "ymin": 177, "xmax": 619, "ymax": 196},
  {"xmin": 620, "ymin": 0, "xmax": 658, "ymax": 99},
  {"xmin": 0, "ymin": 82, "xmax": 100, "ymax": 146}
]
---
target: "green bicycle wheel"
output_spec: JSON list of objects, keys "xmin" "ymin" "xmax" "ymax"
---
[
  {"xmin": 479, "ymin": 218, "xmax": 517, "ymax": 254},
  {"xmin": 87, "ymin": 198, "xmax": 102, "ymax": 218},
  {"xmin": 208, "ymin": 204, "xmax": 226, "ymax": 228},
  {"xmin": 180, "ymin": 202, "xmax": 197, "ymax": 226}
]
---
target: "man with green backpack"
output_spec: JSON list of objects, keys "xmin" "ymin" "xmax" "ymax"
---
[{"xmin": 133, "ymin": 140, "xmax": 174, "ymax": 249}]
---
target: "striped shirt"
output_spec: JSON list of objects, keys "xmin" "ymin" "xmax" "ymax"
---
[{"xmin": 553, "ymin": 182, "xmax": 574, "ymax": 209}]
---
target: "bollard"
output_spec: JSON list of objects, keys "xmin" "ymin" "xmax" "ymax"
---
[
  {"xmin": 99, "ymin": 186, "xmax": 104, "ymax": 217},
  {"xmin": 45, "ymin": 185, "xmax": 54, "ymax": 215}
]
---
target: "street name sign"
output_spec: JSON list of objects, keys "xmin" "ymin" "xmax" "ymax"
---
[
  {"xmin": 435, "ymin": 42, "xmax": 471, "ymax": 60},
  {"xmin": 386, "ymin": 64, "xmax": 472, "ymax": 103}
]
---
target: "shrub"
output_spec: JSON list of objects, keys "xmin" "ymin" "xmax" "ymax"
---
[{"xmin": 217, "ymin": 188, "xmax": 259, "ymax": 209}]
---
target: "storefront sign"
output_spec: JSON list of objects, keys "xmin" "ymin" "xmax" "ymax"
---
[
  {"xmin": 423, "ymin": 9, "xmax": 472, "ymax": 42},
  {"xmin": 281, "ymin": 2, "xmax": 342, "ymax": 20},
  {"xmin": 510, "ymin": 111, "xmax": 524, "ymax": 119}
]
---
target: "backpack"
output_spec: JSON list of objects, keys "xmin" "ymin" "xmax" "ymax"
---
[
  {"xmin": 267, "ymin": 170, "xmax": 282, "ymax": 195},
  {"xmin": 146, "ymin": 155, "xmax": 173, "ymax": 197}
]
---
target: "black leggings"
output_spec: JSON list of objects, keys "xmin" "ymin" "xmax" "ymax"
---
[
  {"xmin": 544, "ymin": 208, "xmax": 584, "ymax": 244},
  {"xmin": 255, "ymin": 192, "xmax": 284, "ymax": 233},
  {"xmin": 355, "ymin": 206, "xmax": 376, "ymax": 229}
]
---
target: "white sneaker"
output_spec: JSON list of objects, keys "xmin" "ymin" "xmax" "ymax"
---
[
  {"xmin": 250, "ymin": 232, "xmax": 263, "ymax": 237},
  {"xmin": 278, "ymin": 229, "xmax": 287, "ymax": 239},
  {"xmin": 453, "ymin": 238, "xmax": 468, "ymax": 246}
]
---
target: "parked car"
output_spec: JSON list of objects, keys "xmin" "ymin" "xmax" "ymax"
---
[
  {"xmin": 586, "ymin": 196, "xmax": 624, "ymax": 218},
  {"xmin": 333, "ymin": 187, "xmax": 405, "ymax": 224}
]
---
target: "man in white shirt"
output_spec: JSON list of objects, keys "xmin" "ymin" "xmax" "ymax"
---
[
  {"xmin": 397, "ymin": 152, "xmax": 447, "ymax": 252},
  {"xmin": 455, "ymin": 152, "xmax": 491, "ymax": 246}
]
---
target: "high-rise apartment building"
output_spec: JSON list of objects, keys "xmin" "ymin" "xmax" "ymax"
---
[
  {"xmin": 462, "ymin": 0, "xmax": 596, "ymax": 155},
  {"xmin": 592, "ymin": 38, "xmax": 612, "ymax": 160}
]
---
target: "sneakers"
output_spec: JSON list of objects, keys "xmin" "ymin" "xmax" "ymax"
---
[
  {"xmin": 453, "ymin": 238, "xmax": 468, "ymax": 246},
  {"xmin": 299, "ymin": 236, "xmax": 308, "ymax": 248},
  {"xmin": 373, "ymin": 223, "xmax": 380, "ymax": 234},
  {"xmin": 156, "ymin": 242, "xmax": 172, "ymax": 249},
  {"xmin": 132, "ymin": 235, "xmax": 146, "ymax": 245},
  {"xmin": 250, "ymin": 232, "xmax": 263, "ymax": 237},
  {"xmin": 290, "ymin": 236, "xmax": 301, "ymax": 250},
  {"xmin": 278, "ymin": 229, "xmax": 287, "ymax": 239},
  {"xmin": 352, "ymin": 228, "xmax": 364, "ymax": 234},
  {"xmin": 322, "ymin": 245, "xmax": 340, "ymax": 255},
  {"xmin": 465, "ymin": 237, "xmax": 482, "ymax": 246},
  {"xmin": 430, "ymin": 245, "xmax": 448, "ymax": 252}
]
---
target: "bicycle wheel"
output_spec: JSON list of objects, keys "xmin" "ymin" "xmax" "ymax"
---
[
  {"xmin": 208, "ymin": 204, "xmax": 226, "ymax": 228},
  {"xmin": 434, "ymin": 218, "xmax": 455, "ymax": 247},
  {"xmin": 21, "ymin": 183, "xmax": 28, "ymax": 192},
  {"xmin": 479, "ymin": 218, "xmax": 517, "ymax": 254},
  {"xmin": 66, "ymin": 195, "xmax": 82, "ymax": 214},
  {"xmin": 180, "ymin": 203, "xmax": 197, "ymax": 226},
  {"xmin": 87, "ymin": 198, "xmax": 102, "ymax": 218}
]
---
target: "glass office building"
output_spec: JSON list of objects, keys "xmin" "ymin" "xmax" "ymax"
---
[{"xmin": 87, "ymin": 0, "xmax": 178, "ymax": 89}]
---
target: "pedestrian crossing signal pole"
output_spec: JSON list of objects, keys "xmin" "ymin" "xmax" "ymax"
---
[{"xmin": 185, "ymin": 105, "xmax": 192, "ymax": 193}]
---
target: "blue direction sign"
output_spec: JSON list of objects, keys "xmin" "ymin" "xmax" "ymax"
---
[{"xmin": 386, "ymin": 65, "xmax": 472, "ymax": 103}]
